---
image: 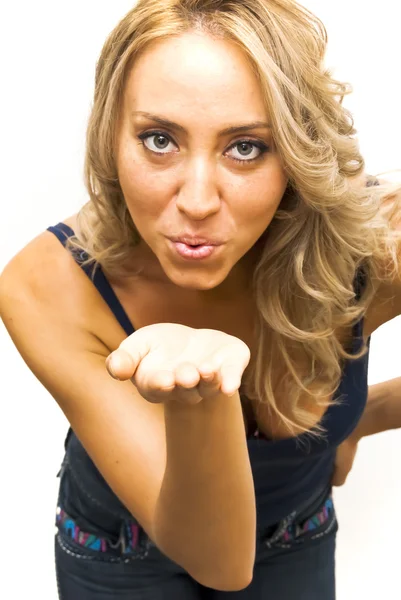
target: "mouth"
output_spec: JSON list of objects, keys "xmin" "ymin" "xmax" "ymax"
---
[
  {"xmin": 168, "ymin": 236, "xmax": 224, "ymax": 246},
  {"xmin": 167, "ymin": 238, "xmax": 224, "ymax": 260}
]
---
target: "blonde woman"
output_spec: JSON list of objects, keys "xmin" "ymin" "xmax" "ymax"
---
[{"xmin": 1, "ymin": 0, "xmax": 401, "ymax": 598}]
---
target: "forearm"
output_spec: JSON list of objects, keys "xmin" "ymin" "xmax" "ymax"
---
[
  {"xmin": 153, "ymin": 392, "xmax": 256, "ymax": 590},
  {"xmin": 353, "ymin": 377, "xmax": 401, "ymax": 440}
]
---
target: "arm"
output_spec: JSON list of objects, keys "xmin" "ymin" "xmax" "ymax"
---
[
  {"xmin": 352, "ymin": 176, "xmax": 401, "ymax": 441},
  {"xmin": 155, "ymin": 393, "xmax": 256, "ymax": 591},
  {"xmin": 352, "ymin": 377, "xmax": 401, "ymax": 441},
  {"xmin": 332, "ymin": 378, "xmax": 401, "ymax": 486},
  {"xmin": 0, "ymin": 232, "xmax": 255, "ymax": 591},
  {"xmin": 333, "ymin": 176, "xmax": 401, "ymax": 483}
]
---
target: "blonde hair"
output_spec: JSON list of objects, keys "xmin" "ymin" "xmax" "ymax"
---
[{"xmin": 68, "ymin": 0, "xmax": 401, "ymax": 438}]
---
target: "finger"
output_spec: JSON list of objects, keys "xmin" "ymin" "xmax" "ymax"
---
[
  {"xmin": 174, "ymin": 362, "xmax": 201, "ymax": 389},
  {"xmin": 171, "ymin": 363, "xmax": 203, "ymax": 404},
  {"xmin": 133, "ymin": 370, "xmax": 177, "ymax": 404},
  {"xmin": 214, "ymin": 342, "xmax": 250, "ymax": 396},
  {"xmin": 106, "ymin": 348, "xmax": 136, "ymax": 381},
  {"xmin": 197, "ymin": 363, "xmax": 222, "ymax": 399},
  {"xmin": 140, "ymin": 369, "xmax": 176, "ymax": 392},
  {"xmin": 219, "ymin": 363, "xmax": 244, "ymax": 397},
  {"xmin": 198, "ymin": 361, "xmax": 219, "ymax": 380},
  {"xmin": 171, "ymin": 386, "xmax": 203, "ymax": 405},
  {"xmin": 106, "ymin": 335, "xmax": 151, "ymax": 381},
  {"xmin": 137, "ymin": 363, "xmax": 202, "ymax": 405}
]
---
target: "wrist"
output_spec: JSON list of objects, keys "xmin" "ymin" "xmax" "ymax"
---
[
  {"xmin": 166, "ymin": 390, "xmax": 240, "ymax": 409},
  {"xmin": 164, "ymin": 391, "xmax": 242, "ymax": 427}
]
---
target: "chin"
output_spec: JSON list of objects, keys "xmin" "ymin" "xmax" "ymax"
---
[
  {"xmin": 156, "ymin": 244, "xmax": 246, "ymax": 293},
  {"xmin": 168, "ymin": 271, "xmax": 225, "ymax": 291},
  {"xmin": 163, "ymin": 257, "xmax": 232, "ymax": 289}
]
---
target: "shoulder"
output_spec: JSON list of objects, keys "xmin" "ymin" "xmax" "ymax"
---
[
  {"xmin": 1, "ymin": 225, "xmax": 87, "ymax": 314},
  {"xmin": 363, "ymin": 181, "xmax": 401, "ymax": 337},
  {"xmin": 0, "ymin": 222, "xmax": 126, "ymax": 352}
]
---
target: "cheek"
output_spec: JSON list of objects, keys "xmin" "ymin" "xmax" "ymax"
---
[
  {"xmin": 118, "ymin": 157, "xmax": 175, "ymax": 218},
  {"xmin": 233, "ymin": 167, "xmax": 287, "ymax": 225}
]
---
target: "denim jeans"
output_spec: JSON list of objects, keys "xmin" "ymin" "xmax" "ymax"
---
[{"xmin": 55, "ymin": 458, "xmax": 337, "ymax": 599}]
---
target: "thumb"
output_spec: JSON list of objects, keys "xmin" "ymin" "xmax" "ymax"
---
[{"xmin": 106, "ymin": 333, "xmax": 151, "ymax": 381}]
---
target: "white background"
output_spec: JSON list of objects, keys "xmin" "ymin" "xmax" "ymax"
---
[{"xmin": 0, "ymin": 1, "xmax": 400, "ymax": 598}]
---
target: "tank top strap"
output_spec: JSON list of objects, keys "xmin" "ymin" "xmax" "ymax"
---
[
  {"xmin": 47, "ymin": 223, "xmax": 135, "ymax": 336},
  {"xmin": 47, "ymin": 223, "xmax": 369, "ymax": 348}
]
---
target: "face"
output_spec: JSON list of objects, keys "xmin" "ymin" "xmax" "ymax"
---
[{"xmin": 116, "ymin": 32, "xmax": 288, "ymax": 296}]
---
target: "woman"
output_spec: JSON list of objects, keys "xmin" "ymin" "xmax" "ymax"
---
[{"xmin": 1, "ymin": 0, "xmax": 401, "ymax": 598}]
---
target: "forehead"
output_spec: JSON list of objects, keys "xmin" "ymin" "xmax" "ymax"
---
[{"xmin": 123, "ymin": 32, "xmax": 268, "ymax": 123}]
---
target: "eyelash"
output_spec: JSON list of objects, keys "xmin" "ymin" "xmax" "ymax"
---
[{"xmin": 137, "ymin": 130, "xmax": 269, "ymax": 165}]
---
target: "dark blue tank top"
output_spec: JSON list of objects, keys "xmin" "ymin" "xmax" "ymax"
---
[{"xmin": 47, "ymin": 222, "xmax": 371, "ymax": 529}]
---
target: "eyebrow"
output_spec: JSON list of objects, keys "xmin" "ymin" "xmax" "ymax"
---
[{"xmin": 131, "ymin": 111, "xmax": 271, "ymax": 135}]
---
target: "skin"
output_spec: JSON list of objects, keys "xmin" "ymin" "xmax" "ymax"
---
[
  {"xmin": 116, "ymin": 31, "xmax": 289, "ymax": 302},
  {"xmin": 107, "ymin": 32, "xmax": 401, "ymax": 478}
]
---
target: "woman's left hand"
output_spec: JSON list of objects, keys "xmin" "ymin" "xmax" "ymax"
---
[{"xmin": 331, "ymin": 434, "xmax": 360, "ymax": 486}]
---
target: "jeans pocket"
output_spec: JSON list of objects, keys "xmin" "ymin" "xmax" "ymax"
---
[
  {"xmin": 55, "ymin": 463, "xmax": 152, "ymax": 563},
  {"xmin": 263, "ymin": 489, "xmax": 338, "ymax": 550}
]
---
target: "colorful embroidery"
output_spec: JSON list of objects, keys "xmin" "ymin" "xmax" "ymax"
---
[
  {"xmin": 56, "ymin": 493, "xmax": 334, "ymax": 555},
  {"xmin": 281, "ymin": 494, "xmax": 334, "ymax": 542},
  {"xmin": 56, "ymin": 506, "xmax": 141, "ymax": 554}
]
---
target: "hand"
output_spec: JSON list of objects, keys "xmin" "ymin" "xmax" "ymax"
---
[
  {"xmin": 331, "ymin": 433, "xmax": 360, "ymax": 487},
  {"xmin": 105, "ymin": 323, "xmax": 251, "ymax": 405}
]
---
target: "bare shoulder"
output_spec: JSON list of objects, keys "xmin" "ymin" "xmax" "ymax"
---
[
  {"xmin": 0, "ymin": 221, "xmax": 169, "ymax": 544},
  {"xmin": 0, "ymin": 216, "xmax": 126, "ymax": 351},
  {"xmin": 363, "ymin": 185, "xmax": 401, "ymax": 337}
]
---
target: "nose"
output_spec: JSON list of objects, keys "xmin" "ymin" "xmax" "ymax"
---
[{"xmin": 175, "ymin": 156, "xmax": 221, "ymax": 220}]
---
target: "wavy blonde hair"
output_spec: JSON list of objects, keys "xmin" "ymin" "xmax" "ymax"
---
[{"xmin": 67, "ymin": 0, "xmax": 401, "ymax": 438}]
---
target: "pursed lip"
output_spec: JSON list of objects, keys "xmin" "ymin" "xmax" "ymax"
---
[{"xmin": 167, "ymin": 235, "xmax": 225, "ymax": 246}]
